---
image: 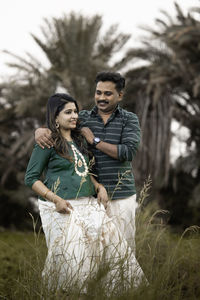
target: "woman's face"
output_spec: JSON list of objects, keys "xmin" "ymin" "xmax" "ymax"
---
[{"xmin": 56, "ymin": 102, "xmax": 78, "ymax": 130}]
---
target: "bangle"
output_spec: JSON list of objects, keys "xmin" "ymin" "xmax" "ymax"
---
[{"xmin": 43, "ymin": 189, "xmax": 50, "ymax": 199}]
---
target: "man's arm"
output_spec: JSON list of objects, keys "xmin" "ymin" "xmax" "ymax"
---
[
  {"xmin": 35, "ymin": 128, "xmax": 54, "ymax": 149},
  {"xmin": 35, "ymin": 110, "xmax": 89, "ymax": 149},
  {"xmin": 81, "ymin": 127, "xmax": 118, "ymax": 159},
  {"xmin": 81, "ymin": 113, "xmax": 140, "ymax": 161},
  {"xmin": 117, "ymin": 113, "xmax": 140, "ymax": 161}
]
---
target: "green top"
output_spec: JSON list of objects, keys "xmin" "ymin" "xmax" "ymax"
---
[{"xmin": 25, "ymin": 143, "xmax": 95, "ymax": 201}]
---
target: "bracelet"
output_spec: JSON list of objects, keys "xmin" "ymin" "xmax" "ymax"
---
[{"xmin": 43, "ymin": 189, "xmax": 50, "ymax": 199}]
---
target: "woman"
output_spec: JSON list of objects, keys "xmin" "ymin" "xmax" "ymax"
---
[{"xmin": 25, "ymin": 93, "xmax": 145, "ymax": 292}]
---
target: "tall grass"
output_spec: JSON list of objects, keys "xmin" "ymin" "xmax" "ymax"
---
[
  {"xmin": 135, "ymin": 177, "xmax": 200, "ymax": 300},
  {"xmin": 0, "ymin": 180, "xmax": 200, "ymax": 299}
]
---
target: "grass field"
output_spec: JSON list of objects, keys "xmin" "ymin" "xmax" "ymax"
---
[
  {"xmin": 0, "ymin": 228, "xmax": 47, "ymax": 300},
  {"xmin": 0, "ymin": 188, "xmax": 200, "ymax": 299}
]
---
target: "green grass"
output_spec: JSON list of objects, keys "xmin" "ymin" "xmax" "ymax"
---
[
  {"xmin": 135, "ymin": 211, "xmax": 200, "ymax": 300},
  {"xmin": 0, "ymin": 184, "xmax": 200, "ymax": 299},
  {"xmin": 1, "ymin": 219, "xmax": 200, "ymax": 299},
  {"xmin": 0, "ymin": 228, "xmax": 47, "ymax": 300}
]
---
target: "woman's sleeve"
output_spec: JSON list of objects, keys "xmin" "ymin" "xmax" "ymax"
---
[{"xmin": 24, "ymin": 144, "xmax": 52, "ymax": 188}]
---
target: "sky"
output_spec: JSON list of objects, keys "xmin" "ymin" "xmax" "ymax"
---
[{"xmin": 0, "ymin": 0, "xmax": 199, "ymax": 78}]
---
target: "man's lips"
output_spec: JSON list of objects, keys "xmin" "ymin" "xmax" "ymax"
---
[{"xmin": 97, "ymin": 100, "xmax": 109, "ymax": 104}]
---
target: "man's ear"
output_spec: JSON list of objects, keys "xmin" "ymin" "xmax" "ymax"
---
[{"xmin": 118, "ymin": 91, "xmax": 124, "ymax": 102}]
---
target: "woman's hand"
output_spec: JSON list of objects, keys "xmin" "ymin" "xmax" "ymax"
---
[
  {"xmin": 97, "ymin": 184, "xmax": 109, "ymax": 209},
  {"xmin": 55, "ymin": 198, "xmax": 73, "ymax": 214},
  {"xmin": 35, "ymin": 128, "xmax": 54, "ymax": 149},
  {"xmin": 89, "ymin": 176, "xmax": 109, "ymax": 209}
]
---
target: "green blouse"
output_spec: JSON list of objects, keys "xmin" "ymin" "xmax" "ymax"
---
[{"xmin": 25, "ymin": 143, "xmax": 95, "ymax": 201}]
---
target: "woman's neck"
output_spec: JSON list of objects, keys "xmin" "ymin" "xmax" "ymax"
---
[{"xmin": 60, "ymin": 128, "xmax": 73, "ymax": 141}]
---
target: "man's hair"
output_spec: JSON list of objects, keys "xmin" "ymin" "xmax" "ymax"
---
[{"xmin": 95, "ymin": 71, "xmax": 125, "ymax": 92}]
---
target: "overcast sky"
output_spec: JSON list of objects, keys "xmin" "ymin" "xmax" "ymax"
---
[{"xmin": 0, "ymin": 0, "xmax": 199, "ymax": 78}]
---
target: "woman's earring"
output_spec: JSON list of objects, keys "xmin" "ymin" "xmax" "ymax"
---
[{"xmin": 55, "ymin": 122, "xmax": 59, "ymax": 129}]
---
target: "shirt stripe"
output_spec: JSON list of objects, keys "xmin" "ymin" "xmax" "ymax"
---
[{"xmin": 79, "ymin": 105, "xmax": 140, "ymax": 200}]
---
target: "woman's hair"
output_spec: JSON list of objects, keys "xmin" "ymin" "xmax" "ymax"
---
[{"xmin": 46, "ymin": 93, "xmax": 89, "ymax": 159}]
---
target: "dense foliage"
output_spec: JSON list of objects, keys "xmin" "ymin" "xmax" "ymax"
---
[
  {"xmin": 0, "ymin": 4, "xmax": 200, "ymax": 228},
  {"xmin": 0, "ymin": 14, "xmax": 132, "ymax": 228},
  {"xmin": 123, "ymin": 3, "xmax": 200, "ymax": 227}
]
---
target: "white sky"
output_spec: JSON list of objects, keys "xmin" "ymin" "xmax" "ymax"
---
[{"xmin": 0, "ymin": 0, "xmax": 199, "ymax": 78}]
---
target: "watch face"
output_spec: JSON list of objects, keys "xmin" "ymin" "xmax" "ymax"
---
[{"xmin": 94, "ymin": 137, "xmax": 100, "ymax": 143}]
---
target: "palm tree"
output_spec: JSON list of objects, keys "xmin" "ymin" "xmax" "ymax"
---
[
  {"xmin": 123, "ymin": 2, "xmax": 200, "ymax": 226},
  {"xmin": 0, "ymin": 13, "xmax": 133, "ymax": 228}
]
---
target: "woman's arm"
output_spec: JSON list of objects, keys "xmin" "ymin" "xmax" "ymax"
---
[
  {"xmin": 90, "ymin": 175, "xmax": 109, "ymax": 209},
  {"xmin": 25, "ymin": 144, "xmax": 72, "ymax": 214},
  {"xmin": 32, "ymin": 180, "xmax": 72, "ymax": 214}
]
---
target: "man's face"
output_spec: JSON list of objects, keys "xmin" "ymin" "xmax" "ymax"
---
[{"xmin": 95, "ymin": 81, "xmax": 123, "ymax": 114}]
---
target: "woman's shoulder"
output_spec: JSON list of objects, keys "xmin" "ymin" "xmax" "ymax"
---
[{"xmin": 32, "ymin": 143, "xmax": 55, "ymax": 155}]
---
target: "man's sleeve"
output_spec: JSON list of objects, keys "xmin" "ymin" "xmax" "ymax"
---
[
  {"xmin": 117, "ymin": 113, "xmax": 140, "ymax": 161},
  {"xmin": 78, "ymin": 110, "xmax": 90, "ymax": 128},
  {"xmin": 24, "ymin": 144, "xmax": 52, "ymax": 187}
]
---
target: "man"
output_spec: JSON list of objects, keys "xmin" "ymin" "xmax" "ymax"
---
[{"xmin": 35, "ymin": 71, "xmax": 140, "ymax": 251}]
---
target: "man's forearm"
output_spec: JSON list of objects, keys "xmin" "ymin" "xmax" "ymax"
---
[
  {"xmin": 95, "ymin": 141, "xmax": 118, "ymax": 160},
  {"xmin": 35, "ymin": 127, "xmax": 53, "ymax": 149},
  {"xmin": 81, "ymin": 127, "xmax": 119, "ymax": 159}
]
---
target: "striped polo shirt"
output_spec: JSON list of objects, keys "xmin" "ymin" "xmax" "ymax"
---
[{"xmin": 79, "ymin": 105, "xmax": 140, "ymax": 200}]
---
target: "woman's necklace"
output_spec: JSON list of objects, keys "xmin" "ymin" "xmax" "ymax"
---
[{"xmin": 71, "ymin": 144, "xmax": 88, "ymax": 177}]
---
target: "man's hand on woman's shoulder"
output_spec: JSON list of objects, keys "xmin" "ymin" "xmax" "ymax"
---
[{"xmin": 35, "ymin": 128, "xmax": 54, "ymax": 149}]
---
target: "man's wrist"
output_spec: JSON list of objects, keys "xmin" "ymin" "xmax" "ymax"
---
[{"xmin": 92, "ymin": 137, "xmax": 101, "ymax": 147}]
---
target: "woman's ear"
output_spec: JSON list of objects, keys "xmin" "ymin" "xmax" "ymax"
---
[{"xmin": 55, "ymin": 118, "xmax": 60, "ymax": 129}]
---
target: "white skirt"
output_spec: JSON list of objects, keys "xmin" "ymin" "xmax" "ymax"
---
[{"xmin": 38, "ymin": 197, "xmax": 146, "ymax": 291}]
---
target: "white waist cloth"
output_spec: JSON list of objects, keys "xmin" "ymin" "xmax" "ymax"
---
[
  {"xmin": 106, "ymin": 194, "xmax": 138, "ymax": 251},
  {"xmin": 38, "ymin": 197, "xmax": 145, "ymax": 291}
]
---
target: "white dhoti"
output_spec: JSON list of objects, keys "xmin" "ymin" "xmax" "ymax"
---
[
  {"xmin": 106, "ymin": 194, "xmax": 138, "ymax": 252},
  {"xmin": 38, "ymin": 196, "xmax": 145, "ymax": 292}
]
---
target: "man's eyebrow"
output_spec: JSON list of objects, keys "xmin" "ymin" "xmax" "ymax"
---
[{"xmin": 96, "ymin": 89, "xmax": 113, "ymax": 93}]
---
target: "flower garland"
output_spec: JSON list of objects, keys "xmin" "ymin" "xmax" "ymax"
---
[{"xmin": 71, "ymin": 144, "xmax": 88, "ymax": 177}]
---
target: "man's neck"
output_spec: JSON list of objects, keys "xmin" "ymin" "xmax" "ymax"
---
[
  {"xmin": 97, "ymin": 105, "xmax": 118, "ymax": 117},
  {"xmin": 98, "ymin": 108, "xmax": 116, "ymax": 124}
]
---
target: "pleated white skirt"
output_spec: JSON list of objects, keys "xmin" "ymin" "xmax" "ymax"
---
[{"xmin": 38, "ymin": 197, "xmax": 146, "ymax": 291}]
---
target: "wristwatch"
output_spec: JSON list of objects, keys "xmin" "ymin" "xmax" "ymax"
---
[{"xmin": 93, "ymin": 137, "xmax": 101, "ymax": 147}]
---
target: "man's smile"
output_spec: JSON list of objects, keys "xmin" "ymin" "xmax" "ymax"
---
[{"xmin": 97, "ymin": 100, "xmax": 109, "ymax": 104}]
